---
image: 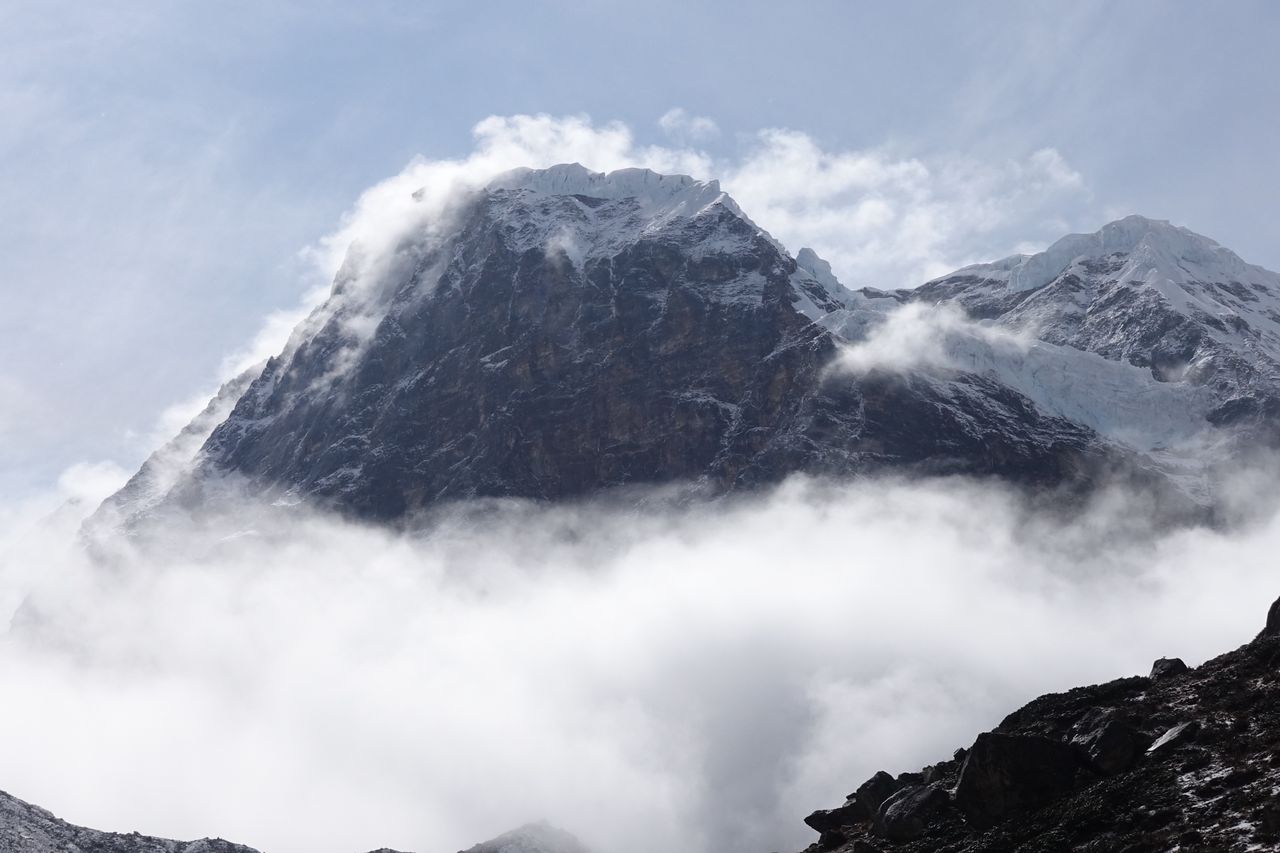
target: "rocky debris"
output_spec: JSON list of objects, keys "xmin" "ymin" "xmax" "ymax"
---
[
  {"xmin": 1148, "ymin": 656, "xmax": 1189, "ymax": 679},
  {"xmin": 797, "ymin": 597, "xmax": 1280, "ymax": 852},
  {"xmin": 0, "ymin": 788, "xmax": 259, "ymax": 853}
]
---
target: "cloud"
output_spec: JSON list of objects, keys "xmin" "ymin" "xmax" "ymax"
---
[
  {"xmin": 54, "ymin": 461, "xmax": 131, "ymax": 506},
  {"xmin": 830, "ymin": 302, "xmax": 1028, "ymax": 375},
  {"xmin": 658, "ymin": 108, "xmax": 719, "ymax": 143},
  {"xmin": 721, "ymin": 133, "xmax": 1091, "ymax": 287},
  {"xmin": 2, "ymin": 475, "xmax": 1278, "ymax": 853}
]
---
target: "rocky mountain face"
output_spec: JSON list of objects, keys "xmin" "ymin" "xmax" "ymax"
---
[
  {"xmin": 0, "ymin": 791, "xmax": 586, "ymax": 853},
  {"xmin": 96, "ymin": 164, "xmax": 1191, "ymax": 528},
  {"xmin": 797, "ymin": 598, "xmax": 1280, "ymax": 853}
]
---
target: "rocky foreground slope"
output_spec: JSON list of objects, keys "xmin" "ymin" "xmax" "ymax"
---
[{"xmin": 798, "ymin": 598, "xmax": 1280, "ymax": 853}]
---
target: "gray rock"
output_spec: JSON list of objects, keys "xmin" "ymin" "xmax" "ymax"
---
[
  {"xmin": 954, "ymin": 732, "xmax": 1086, "ymax": 828},
  {"xmin": 849, "ymin": 770, "xmax": 902, "ymax": 817},
  {"xmin": 803, "ymin": 801, "xmax": 865, "ymax": 835},
  {"xmin": 1071, "ymin": 714, "xmax": 1145, "ymax": 776},
  {"xmin": 873, "ymin": 783, "xmax": 950, "ymax": 841}
]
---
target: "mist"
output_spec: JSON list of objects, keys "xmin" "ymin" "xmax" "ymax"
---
[{"xmin": 1, "ymin": 474, "xmax": 1276, "ymax": 853}]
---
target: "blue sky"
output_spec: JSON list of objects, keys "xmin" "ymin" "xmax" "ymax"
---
[{"xmin": 4, "ymin": 0, "xmax": 1280, "ymax": 504}]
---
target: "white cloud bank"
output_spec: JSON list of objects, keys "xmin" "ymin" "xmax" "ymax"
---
[{"xmin": 1, "ymin": 476, "xmax": 1277, "ymax": 853}]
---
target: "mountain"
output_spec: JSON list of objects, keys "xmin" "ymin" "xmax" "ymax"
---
[
  {"xmin": 0, "ymin": 791, "xmax": 586, "ymax": 853},
  {"xmin": 795, "ymin": 596, "xmax": 1280, "ymax": 852},
  {"xmin": 0, "ymin": 788, "xmax": 257, "ymax": 853},
  {"xmin": 96, "ymin": 164, "xmax": 1174, "ymax": 528},
  {"xmin": 908, "ymin": 215, "xmax": 1280, "ymax": 437},
  {"xmin": 455, "ymin": 823, "xmax": 591, "ymax": 853}
]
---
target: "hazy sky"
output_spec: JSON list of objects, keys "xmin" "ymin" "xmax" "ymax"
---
[{"xmin": 4, "ymin": 0, "xmax": 1280, "ymax": 501}]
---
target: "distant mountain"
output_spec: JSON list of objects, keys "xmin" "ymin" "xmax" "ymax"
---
[
  {"xmin": 91, "ymin": 168, "xmax": 1280, "ymax": 529},
  {"xmin": 455, "ymin": 822, "xmax": 591, "ymax": 853},
  {"xmin": 0, "ymin": 790, "xmax": 587, "ymax": 853},
  {"xmin": 0, "ymin": 788, "xmax": 257, "ymax": 853},
  {"xmin": 910, "ymin": 214, "xmax": 1280, "ymax": 434},
  {"xmin": 795, "ymin": 596, "xmax": 1280, "ymax": 852}
]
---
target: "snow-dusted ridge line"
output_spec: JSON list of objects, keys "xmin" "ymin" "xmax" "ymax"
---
[
  {"xmin": 940, "ymin": 214, "xmax": 1280, "ymax": 294},
  {"xmin": 488, "ymin": 163, "xmax": 726, "ymax": 212},
  {"xmin": 484, "ymin": 163, "xmax": 785, "ymax": 252}
]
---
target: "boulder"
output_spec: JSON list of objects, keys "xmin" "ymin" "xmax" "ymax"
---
[
  {"xmin": 1072, "ymin": 713, "xmax": 1146, "ymax": 775},
  {"xmin": 1149, "ymin": 657, "xmax": 1189, "ymax": 679},
  {"xmin": 1146, "ymin": 721, "xmax": 1200, "ymax": 756},
  {"xmin": 849, "ymin": 770, "xmax": 902, "ymax": 817},
  {"xmin": 803, "ymin": 800, "xmax": 865, "ymax": 835},
  {"xmin": 954, "ymin": 732, "xmax": 1086, "ymax": 828},
  {"xmin": 874, "ymin": 783, "xmax": 951, "ymax": 841},
  {"xmin": 1259, "ymin": 794, "xmax": 1280, "ymax": 837}
]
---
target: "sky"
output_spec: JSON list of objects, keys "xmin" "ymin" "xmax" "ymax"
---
[{"xmin": 4, "ymin": 0, "xmax": 1280, "ymax": 503}]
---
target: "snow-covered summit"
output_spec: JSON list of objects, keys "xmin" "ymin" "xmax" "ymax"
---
[
  {"xmin": 485, "ymin": 163, "xmax": 763, "ymax": 235},
  {"xmin": 942, "ymin": 215, "xmax": 1280, "ymax": 295},
  {"xmin": 489, "ymin": 163, "xmax": 731, "ymax": 215},
  {"xmin": 911, "ymin": 215, "xmax": 1280, "ymax": 445},
  {"xmin": 480, "ymin": 163, "xmax": 780, "ymax": 270}
]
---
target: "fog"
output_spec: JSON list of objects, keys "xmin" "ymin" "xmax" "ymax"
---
[{"xmin": 1, "ymin": 475, "xmax": 1276, "ymax": 853}]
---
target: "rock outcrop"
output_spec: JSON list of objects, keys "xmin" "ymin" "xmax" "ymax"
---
[{"xmin": 798, "ymin": 596, "xmax": 1280, "ymax": 852}]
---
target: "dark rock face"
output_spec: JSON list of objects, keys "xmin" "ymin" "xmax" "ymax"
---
[
  {"xmin": 0, "ymin": 788, "xmax": 259, "ymax": 853},
  {"xmin": 851, "ymin": 771, "xmax": 901, "ymax": 817},
  {"xmin": 873, "ymin": 784, "xmax": 950, "ymax": 841},
  {"xmin": 796, "ymin": 601, "xmax": 1280, "ymax": 852},
  {"xmin": 1266, "ymin": 596, "xmax": 1280, "ymax": 636},
  {"xmin": 953, "ymin": 733, "xmax": 1086, "ymax": 829},
  {"xmin": 131, "ymin": 167, "xmax": 1137, "ymax": 524},
  {"xmin": 1070, "ymin": 712, "xmax": 1145, "ymax": 776},
  {"xmin": 1149, "ymin": 656, "xmax": 1189, "ymax": 679}
]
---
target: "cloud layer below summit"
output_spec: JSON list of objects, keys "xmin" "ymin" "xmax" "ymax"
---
[{"xmin": 2, "ymin": 475, "xmax": 1278, "ymax": 853}]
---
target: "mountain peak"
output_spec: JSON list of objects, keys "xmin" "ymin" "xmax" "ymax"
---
[
  {"xmin": 975, "ymin": 214, "xmax": 1272, "ymax": 294},
  {"xmin": 487, "ymin": 163, "xmax": 733, "ymax": 219}
]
